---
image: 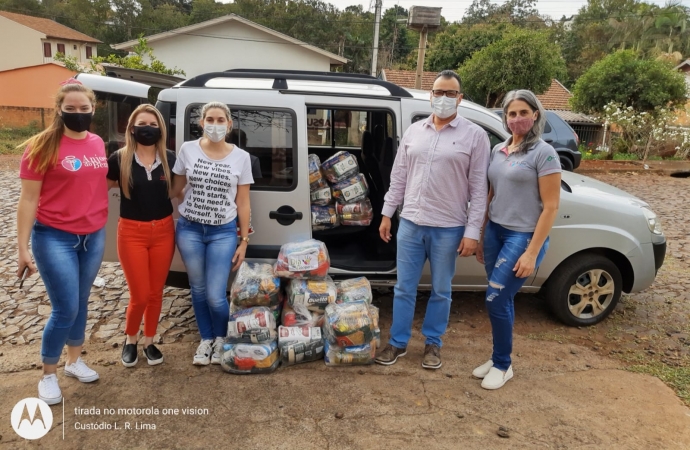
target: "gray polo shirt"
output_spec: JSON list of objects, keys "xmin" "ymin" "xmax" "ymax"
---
[{"xmin": 487, "ymin": 139, "xmax": 561, "ymax": 232}]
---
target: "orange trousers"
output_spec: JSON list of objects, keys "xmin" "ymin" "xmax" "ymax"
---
[{"xmin": 117, "ymin": 215, "xmax": 175, "ymax": 337}]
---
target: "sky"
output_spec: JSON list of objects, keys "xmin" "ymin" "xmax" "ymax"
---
[{"xmin": 326, "ymin": 0, "xmax": 689, "ymax": 22}]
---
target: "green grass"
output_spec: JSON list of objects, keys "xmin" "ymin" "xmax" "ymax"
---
[
  {"xmin": 612, "ymin": 152, "xmax": 640, "ymax": 161},
  {"xmin": 0, "ymin": 125, "xmax": 40, "ymax": 155}
]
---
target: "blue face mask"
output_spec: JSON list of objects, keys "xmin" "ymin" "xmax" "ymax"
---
[{"xmin": 431, "ymin": 96, "xmax": 458, "ymax": 119}]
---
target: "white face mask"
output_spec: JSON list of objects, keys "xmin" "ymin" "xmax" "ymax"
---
[
  {"xmin": 431, "ymin": 95, "xmax": 458, "ymax": 119},
  {"xmin": 204, "ymin": 124, "xmax": 228, "ymax": 143}
]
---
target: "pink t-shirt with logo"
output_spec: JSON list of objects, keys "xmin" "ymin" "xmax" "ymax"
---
[{"xmin": 20, "ymin": 132, "xmax": 108, "ymax": 234}]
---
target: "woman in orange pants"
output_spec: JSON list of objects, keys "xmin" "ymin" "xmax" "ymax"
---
[{"xmin": 107, "ymin": 104, "xmax": 176, "ymax": 367}]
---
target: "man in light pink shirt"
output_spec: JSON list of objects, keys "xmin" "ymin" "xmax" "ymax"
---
[{"xmin": 375, "ymin": 70, "xmax": 490, "ymax": 369}]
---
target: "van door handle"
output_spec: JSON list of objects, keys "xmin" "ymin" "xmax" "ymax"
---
[
  {"xmin": 269, "ymin": 206, "xmax": 303, "ymax": 226},
  {"xmin": 545, "ymin": 139, "xmax": 554, "ymax": 143}
]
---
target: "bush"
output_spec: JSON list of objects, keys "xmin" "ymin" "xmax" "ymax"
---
[{"xmin": 0, "ymin": 125, "xmax": 40, "ymax": 155}]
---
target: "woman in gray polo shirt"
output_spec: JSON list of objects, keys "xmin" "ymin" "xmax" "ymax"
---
[{"xmin": 473, "ymin": 90, "xmax": 562, "ymax": 390}]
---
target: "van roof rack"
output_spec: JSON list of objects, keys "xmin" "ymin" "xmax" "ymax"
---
[{"xmin": 179, "ymin": 70, "xmax": 413, "ymax": 98}]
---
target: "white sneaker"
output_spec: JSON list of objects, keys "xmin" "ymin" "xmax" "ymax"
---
[
  {"xmin": 38, "ymin": 374, "xmax": 62, "ymax": 405},
  {"xmin": 64, "ymin": 357, "xmax": 100, "ymax": 383},
  {"xmin": 210, "ymin": 337, "xmax": 225, "ymax": 365},
  {"xmin": 472, "ymin": 360, "xmax": 494, "ymax": 379},
  {"xmin": 481, "ymin": 366, "xmax": 514, "ymax": 390},
  {"xmin": 193, "ymin": 339, "xmax": 213, "ymax": 366}
]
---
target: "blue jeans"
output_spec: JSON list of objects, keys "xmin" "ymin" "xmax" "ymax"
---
[
  {"xmin": 483, "ymin": 221, "xmax": 549, "ymax": 371},
  {"xmin": 32, "ymin": 222, "xmax": 106, "ymax": 364},
  {"xmin": 176, "ymin": 216, "xmax": 237, "ymax": 341},
  {"xmin": 389, "ymin": 218, "xmax": 464, "ymax": 348}
]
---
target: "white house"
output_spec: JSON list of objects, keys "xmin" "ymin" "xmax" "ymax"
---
[
  {"xmin": 0, "ymin": 11, "xmax": 101, "ymax": 72},
  {"xmin": 112, "ymin": 14, "xmax": 347, "ymax": 78}
]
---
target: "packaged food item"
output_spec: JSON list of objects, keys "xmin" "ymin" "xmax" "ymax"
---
[
  {"xmin": 274, "ymin": 239, "xmax": 330, "ymax": 279},
  {"xmin": 220, "ymin": 340, "xmax": 280, "ymax": 374},
  {"xmin": 332, "ymin": 174, "xmax": 369, "ymax": 204},
  {"xmin": 369, "ymin": 305, "xmax": 381, "ymax": 348},
  {"xmin": 324, "ymin": 341, "xmax": 375, "ymax": 366},
  {"xmin": 310, "ymin": 186, "xmax": 333, "ymax": 206},
  {"xmin": 310, "ymin": 177, "xmax": 328, "ymax": 191},
  {"xmin": 321, "ymin": 151, "xmax": 359, "ymax": 183},
  {"xmin": 323, "ymin": 301, "xmax": 374, "ymax": 348},
  {"xmin": 229, "ymin": 262, "xmax": 281, "ymax": 308},
  {"xmin": 226, "ymin": 306, "xmax": 277, "ymax": 344},
  {"xmin": 311, "ymin": 205, "xmax": 339, "ymax": 231},
  {"xmin": 288, "ymin": 277, "xmax": 337, "ymax": 312},
  {"xmin": 337, "ymin": 277, "xmax": 372, "ymax": 304},
  {"xmin": 281, "ymin": 303, "xmax": 324, "ymax": 328},
  {"xmin": 308, "ymin": 154, "xmax": 325, "ymax": 189},
  {"xmin": 336, "ymin": 199, "xmax": 373, "ymax": 216},
  {"xmin": 278, "ymin": 326, "xmax": 325, "ymax": 366}
]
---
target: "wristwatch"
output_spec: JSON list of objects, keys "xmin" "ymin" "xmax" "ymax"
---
[{"xmin": 240, "ymin": 236, "xmax": 250, "ymax": 244}]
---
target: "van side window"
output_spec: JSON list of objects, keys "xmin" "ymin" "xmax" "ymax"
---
[
  {"xmin": 187, "ymin": 105, "xmax": 296, "ymax": 190},
  {"xmin": 482, "ymin": 127, "xmax": 505, "ymax": 149},
  {"xmin": 307, "ymin": 109, "xmax": 369, "ymax": 148}
]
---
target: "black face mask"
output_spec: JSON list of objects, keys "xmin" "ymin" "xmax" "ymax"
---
[
  {"xmin": 61, "ymin": 112, "xmax": 92, "ymax": 133},
  {"xmin": 132, "ymin": 126, "xmax": 162, "ymax": 146}
]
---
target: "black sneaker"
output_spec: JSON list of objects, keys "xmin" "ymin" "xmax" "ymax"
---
[
  {"xmin": 121, "ymin": 342, "xmax": 138, "ymax": 368},
  {"xmin": 143, "ymin": 344, "xmax": 164, "ymax": 366}
]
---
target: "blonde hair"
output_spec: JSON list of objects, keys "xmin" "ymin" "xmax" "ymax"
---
[
  {"xmin": 201, "ymin": 102, "xmax": 232, "ymax": 122},
  {"xmin": 22, "ymin": 83, "xmax": 96, "ymax": 173},
  {"xmin": 118, "ymin": 104, "xmax": 171, "ymax": 199}
]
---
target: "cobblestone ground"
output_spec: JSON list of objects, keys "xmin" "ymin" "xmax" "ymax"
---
[{"xmin": 1, "ymin": 170, "xmax": 688, "ymax": 388}]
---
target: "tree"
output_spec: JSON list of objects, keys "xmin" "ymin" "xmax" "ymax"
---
[
  {"xmin": 570, "ymin": 50, "xmax": 687, "ymax": 113},
  {"xmin": 463, "ymin": 0, "xmax": 541, "ymax": 27},
  {"xmin": 425, "ymin": 23, "xmax": 511, "ymax": 72},
  {"xmin": 459, "ymin": 28, "xmax": 566, "ymax": 107}
]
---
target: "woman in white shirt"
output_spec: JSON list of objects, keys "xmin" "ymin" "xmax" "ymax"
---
[{"xmin": 170, "ymin": 102, "xmax": 254, "ymax": 366}]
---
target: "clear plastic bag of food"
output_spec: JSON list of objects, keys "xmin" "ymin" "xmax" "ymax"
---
[
  {"xmin": 310, "ymin": 177, "xmax": 328, "ymax": 192},
  {"xmin": 310, "ymin": 186, "xmax": 333, "ymax": 206},
  {"xmin": 336, "ymin": 277, "xmax": 372, "ymax": 304},
  {"xmin": 274, "ymin": 239, "xmax": 330, "ymax": 279},
  {"xmin": 281, "ymin": 303, "xmax": 324, "ymax": 328},
  {"xmin": 230, "ymin": 262, "xmax": 281, "ymax": 308},
  {"xmin": 323, "ymin": 301, "xmax": 374, "ymax": 348},
  {"xmin": 369, "ymin": 305, "xmax": 381, "ymax": 348},
  {"xmin": 324, "ymin": 340, "xmax": 375, "ymax": 366},
  {"xmin": 311, "ymin": 205, "xmax": 339, "ymax": 231},
  {"xmin": 287, "ymin": 277, "xmax": 337, "ymax": 313},
  {"xmin": 278, "ymin": 326, "xmax": 325, "ymax": 366},
  {"xmin": 226, "ymin": 306, "xmax": 277, "ymax": 344},
  {"xmin": 321, "ymin": 151, "xmax": 360, "ymax": 183},
  {"xmin": 220, "ymin": 340, "xmax": 280, "ymax": 374},
  {"xmin": 332, "ymin": 174, "xmax": 369, "ymax": 204},
  {"xmin": 337, "ymin": 198, "xmax": 374, "ymax": 225},
  {"xmin": 308, "ymin": 153, "xmax": 325, "ymax": 189}
]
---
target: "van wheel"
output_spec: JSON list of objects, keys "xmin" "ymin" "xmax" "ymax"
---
[
  {"xmin": 544, "ymin": 254, "xmax": 622, "ymax": 326},
  {"xmin": 560, "ymin": 155, "xmax": 574, "ymax": 172}
]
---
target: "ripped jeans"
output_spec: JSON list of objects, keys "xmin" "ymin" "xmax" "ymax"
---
[{"xmin": 483, "ymin": 221, "xmax": 549, "ymax": 371}]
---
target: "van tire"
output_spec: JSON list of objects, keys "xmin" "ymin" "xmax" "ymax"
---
[{"xmin": 545, "ymin": 253, "xmax": 622, "ymax": 327}]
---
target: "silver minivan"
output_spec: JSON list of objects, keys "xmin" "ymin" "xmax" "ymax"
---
[{"xmin": 77, "ymin": 70, "xmax": 666, "ymax": 327}]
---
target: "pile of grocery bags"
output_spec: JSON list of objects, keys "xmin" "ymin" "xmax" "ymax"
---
[
  {"xmin": 220, "ymin": 238, "xmax": 380, "ymax": 374},
  {"xmin": 309, "ymin": 152, "xmax": 374, "ymax": 231}
]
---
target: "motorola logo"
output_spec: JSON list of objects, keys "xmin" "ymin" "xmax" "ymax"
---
[{"xmin": 11, "ymin": 398, "xmax": 54, "ymax": 440}]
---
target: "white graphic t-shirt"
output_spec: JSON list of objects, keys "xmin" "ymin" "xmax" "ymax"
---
[{"xmin": 172, "ymin": 139, "xmax": 254, "ymax": 225}]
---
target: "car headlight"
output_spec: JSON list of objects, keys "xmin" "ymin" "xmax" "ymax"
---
[{"xmin": 642, "ymin": 207, "xmax": 663, "ymax": 235}]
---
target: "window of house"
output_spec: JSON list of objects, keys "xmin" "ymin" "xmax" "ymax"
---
[
  {"xmin": 43, "ymin": 42, "xmax": 51, "ymax": 58},
  {"xmin": 187, "ymin": 105, "xmax": 296, "ymax": 190},
  {"xmin": 57, "ymin": 43, "xmax": 65, "ymax": 55},
  {"xmin": 86, "ymin": 46, "xmax": 92, "ymax": 59}
]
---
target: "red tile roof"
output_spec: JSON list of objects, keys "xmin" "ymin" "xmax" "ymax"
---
[
  {"xmin": 536, "ymin": 79, "xmax": 572, "ymax": 110},
  {"xmin": 0, "ymin": 11, "xmax": 101, "ymax": 43},
  {"xmin": 381, "ymin": 69, "xmax": 437, "ymax": 91}
]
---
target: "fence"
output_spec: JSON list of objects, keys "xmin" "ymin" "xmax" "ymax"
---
[
  {"xmin": 0, "ymin": 106, "xmax": 52, "ymax": 129},
  {"xmin": 571, "ymin": 123, "xmax": 605, "ymax": 149}
]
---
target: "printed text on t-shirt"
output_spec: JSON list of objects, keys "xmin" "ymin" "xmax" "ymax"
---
[{"xmin": 185, "ymin": 159, "xmax": 238, "ymax": 225}]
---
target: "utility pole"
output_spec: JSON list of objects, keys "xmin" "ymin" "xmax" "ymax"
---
[
  {"xmin": 414, "ymin": 28, "xmax": 428, "ymax": 89},
  {"xmin": 371, "ymin": 0, "xmax": 382, "ymax": 76},
  {"xmin": 408, "ymin": 6, "xmax": 441, "ymax": 89}
]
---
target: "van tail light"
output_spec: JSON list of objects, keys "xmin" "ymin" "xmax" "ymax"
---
[{"xmin": 575, "ymin": 133, "xmax": 580, "ymax": 146}]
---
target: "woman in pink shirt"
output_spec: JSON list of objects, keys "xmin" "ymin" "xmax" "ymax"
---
[{"xmin": 17, "ymin": 80, "xmax": 108, "ymax": 405}]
